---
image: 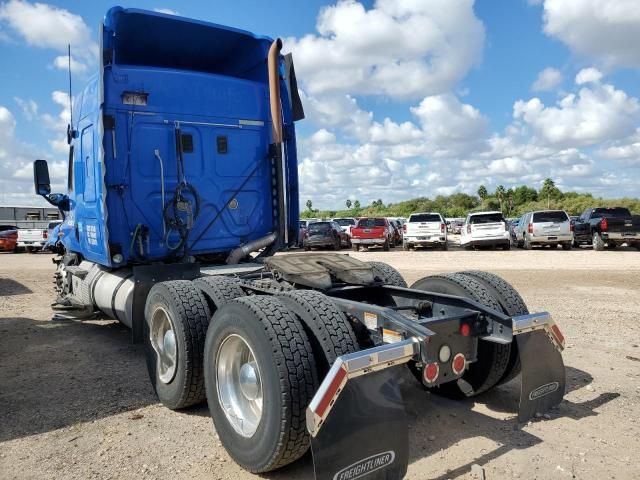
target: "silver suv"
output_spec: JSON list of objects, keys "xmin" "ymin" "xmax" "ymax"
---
[{"xmin": 514, "ymin": 210, "xmax": 572, "ymax": 250}]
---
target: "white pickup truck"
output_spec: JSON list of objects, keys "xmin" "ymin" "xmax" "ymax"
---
[
  {"xmin": 17, "ymin": 228, "xmax": 48, "ymax": 252},
  {"xmin": 403, "ymin": 212, "xmax": 448, "ymax": 250}
]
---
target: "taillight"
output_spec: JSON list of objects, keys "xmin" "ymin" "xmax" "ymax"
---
[
  {"xmin": 570, "ymin": 222, "xmax": 574, "ymax": 232},
  {"xmin": 459, "ymin": 323, "xmax": 471, "ymax": 337},
  {"xmin": 423, "ymin": 362, "xmax": 439, "ymax": 384},
  {"xmin": 528, "ymin": 223, "xmax": 533, "ymax": 234},
  {"xmin": 43, "ymin": 231, "xmax": 48, "ymax": 239},
  {"xmin": 440, "ymin": 223, "xmax": 445, "ymax": 233},
  {"xmin": 452, "ymin": 353, "xmax": 466, "ymax": 375},
  {"xmin": 466, "ymin": 224, "xmax": 471, "ymax": 234},
  {"xmin": 600, "ymin": 218, "xmax": 608, "ymax": 231},
  {"xmin": 402, "ymin": 224, "xmax": 406, "ymax": 233}
]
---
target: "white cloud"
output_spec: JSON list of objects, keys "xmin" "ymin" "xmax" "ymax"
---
[
  {"xmin": 286, "ymin": 0, "xmax": 484, "ymax": 99},
  {"xmin": 0, "ymin": 0, "xmax": 96, "ymax": 71},
  {"xmin": 574, "ymin": 67, "xmax": 602, "ymax": 85},
  {"xmin": 13, "ymin": 97, "xmax": 37, "ymax": 121},
  {"xmin": 541, "ymin": 0, "xmax": 640, "ymax": 68},
  {"xmin": 0, "ymin": 105, "xmax": 66, "ymax": 205},
  {"xmin": 153, "ymin": 8, "xmax": 179, "ymax": 16},
  {"xmin": 52, "ymin": 54, "xmax": 87, "ymax": 74},
  {"xmin": 532, "ymin": 67, "xmax": 562, "ymax": 91},
  {"xmin": 513, "ymin": 76, "xmax": 640, "ymax": 148}
]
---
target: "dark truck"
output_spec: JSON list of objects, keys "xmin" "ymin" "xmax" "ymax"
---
[{"xmin": 573, "ymin": 207, "xmax": 640, "ymax": 250}]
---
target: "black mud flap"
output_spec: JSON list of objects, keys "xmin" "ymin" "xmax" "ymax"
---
[
  {"xmin": 310, "ymin": 367, "xmax": 409, "ymax": 480},
  {"xmin": 516, "ymin": 329, "xmax": 566, "ymax": 422}
]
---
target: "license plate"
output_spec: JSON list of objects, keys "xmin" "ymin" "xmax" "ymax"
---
[
  {"xmin": 417, "ymin": 237, "xmax": 426, "ymax": 240},
  {"xmin": 364, "ymin": 229, "xmax": 371, "ymax": 233},
  {"xmin": 623, "ymin": 232, "xmax": 636, "ymax": 236}
]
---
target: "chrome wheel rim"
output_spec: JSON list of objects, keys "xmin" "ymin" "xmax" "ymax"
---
[
  {"xmin": 149, "ymin": 306, "xmax": 178, "ymax": 384},
  {"xmin": 216, "ymin": 334, "xmax": 263, "ymax": 438}
]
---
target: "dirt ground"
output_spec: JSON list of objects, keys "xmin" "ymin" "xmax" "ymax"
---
[{"xmin": 1, "ymin": 245, "xmax": 639, "ymax": 480}]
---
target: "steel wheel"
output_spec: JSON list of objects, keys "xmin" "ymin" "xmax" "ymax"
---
[
  {"xmin": 216, "ymin": 334, "xmax": 263, "ymax": 438},
  {"xmin": 149, "ymin": 306, "xmax": 178, "ymax": 384}
]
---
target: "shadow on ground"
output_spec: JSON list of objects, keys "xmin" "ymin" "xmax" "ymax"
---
[{"xmin": 0, "ymin": 278, "xmax": 33, "ymax": 296}]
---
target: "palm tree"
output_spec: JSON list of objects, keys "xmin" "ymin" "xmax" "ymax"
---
[
  {"xmin": 477, "ymin": 185, "xmax": 488, "ymax": 200},
  {"xmin": 495, "ymin": 185, "xmax": 506, "ymax": 213}
]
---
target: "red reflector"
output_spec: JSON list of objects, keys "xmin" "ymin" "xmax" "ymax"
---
[
  {"xmin": 550, "ymin": 324, "xmax": 565, "ymax": 347},
  {"xmin": 315, "ymin": 366, "xmax": 347, "ymax": 417},
  {"xmin": 423, "ymin": 362, "xmax": 439, "ymax": 383},
  {"xmin": 452, "ymin": 353, "xmax": 466, "ymax": 375},
  {"xmin": 460, "ymin": 323, "xmax": 471, "ymax": 336}
]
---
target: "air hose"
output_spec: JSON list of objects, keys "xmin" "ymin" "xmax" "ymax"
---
[{"xmin": 163, "ymin": 126, "xmax": 200, "ymax": 255}]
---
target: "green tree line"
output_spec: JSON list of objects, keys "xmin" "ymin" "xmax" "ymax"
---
[{"xmin": 301, "ymin": 178, "xmax": 640, "ymax": 219}]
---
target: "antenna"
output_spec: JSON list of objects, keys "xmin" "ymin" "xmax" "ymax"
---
[{"xmin": 67, "ymin": 44, "xmax": 73, "ymax": 128}]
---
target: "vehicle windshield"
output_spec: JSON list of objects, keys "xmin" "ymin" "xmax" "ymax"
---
[
  {"xmin": 308, "ymin": 222, "xmax": 331, "ymax": 233},
  {"xmin": 532, "ymin": 211, "xmax": 568, "ymax": 223},
  {"xmin": 409, "ymin": 214, "xmax": 441, "ymax": 223},
  {"xmin": 592, "ymin": 208, "xmax": 631, "ymax": 219},
  {"xmin": 357, "ymin": 218, "xmax": 386, "ymax": 228},
  {"xmin": 334, "ymin": 218, "xmax": 355, "ymax": 226},
  {"xmin": 469, "ymin": 213, "xmax": 504, "ymax": 224}
]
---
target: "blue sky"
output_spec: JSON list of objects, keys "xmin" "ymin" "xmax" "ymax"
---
[{"xmin": 1, "ymin": 0, "xmax": 639, "ymax": 208}]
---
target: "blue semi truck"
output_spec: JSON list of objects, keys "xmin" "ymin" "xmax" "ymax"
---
[{"xmin": 33, "ymin": 8, "xmax": 567, "ymax": 479}]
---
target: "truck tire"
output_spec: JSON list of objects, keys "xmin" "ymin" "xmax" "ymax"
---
[
  {"xmin": 352, "ymin": 244, "xmax": 359, "ymax": 252},
  {"xmin": 367, "ymin": 261, "xmax": 408, "ymax": 288},
  {"xmin": 194, "ymin": 275, "xmax": 245, "ymax": 310},
  {"xmin": 383, "ymin": 239, "xmax": 390, "ymax": 251},
  {"xmin": 441, "ymin": 241, "xmax": 448, "ymax": 251},
  {"xmin": 459, "ymin": 271, "xmax": 528, "ymax": 385},
  {"xmin": 409, "ymin": 273, "xmax": 511, "ymax": 397},
  {"xmin": 593, "ymin": 232, "xmax": 605, "ymax": 251},
  {"xmin": 277, "ymin": 290, "xmax": 359, "ymax": 377},
  {"xmin": 523, "ymin": 236, "xmax": 532, "ymax": 250},
  {"xmin": 403, "ymin": 242, "xmax": 410, "ymax": 251},
  {"xmin": 562, "ymin": 242, "xmax": 572, "ymax": 250},
  {"xmin": 144, "ymin": 280, "xmax": 211, "ymax": 410},
  {"xmin": 204, "ymin": 296, "xmax": 317, "ymax": 473},
  {"xmin": 606, "ymin": 242, "xmax": 616, "ymax": 250}
]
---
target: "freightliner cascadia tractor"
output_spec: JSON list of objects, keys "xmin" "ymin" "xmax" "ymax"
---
[{"xmin": 33, "ymin": 8, "xmax": 566, "ymax": 480}]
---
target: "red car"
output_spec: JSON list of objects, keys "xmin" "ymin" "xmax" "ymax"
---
[
  {"xmin": 350, "ymin": 217, "xmax": 394, "ymax": 251},
  {"xmin": 0, "ymin": 229, "xmax": 18, "ymax": 252}
]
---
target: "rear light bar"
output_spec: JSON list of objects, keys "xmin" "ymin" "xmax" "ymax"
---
[{"xmin": 600, "ymin": 218, "xmax": 608, "ymax": 231}]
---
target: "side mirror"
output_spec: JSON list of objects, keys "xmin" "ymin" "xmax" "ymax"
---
[{"xmin": 33, "ymin": 159, "xmax": 51, "ymax": 196}]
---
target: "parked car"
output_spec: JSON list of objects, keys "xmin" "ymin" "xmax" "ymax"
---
[
  {"xmin": 449, "ymin": 220, "xmax": 463, "ymax": 235},
  {"xmin": 0, "ymin": 229, "xmax": 18, "ymax": 252},
  {"xmin": 573, "ymin": 207, "xmax": 640, "ymax": 250},
  {"xmin": 332, "ymin": 217, "xmax": 357, "ymax": 240},
  {"xmin": 508, "ymin": 218, "xmax": 520, "ymax": 244},
  {"xmin": 0, "ymin": 224, "xmax": 19, "ymax": 232},
  {"xmin": 17, "ymin": 227, "xmax": 48, "ymax": 253},
  {"xmin": 302, "ymin": 221, "xmax": 345, "ymax": 251},
  {"xmin": 403, "ymin": 212, "xmax": 447, "ymax": 250},
  {"xmin": 351, "ymin": 217, "xmax": 393, "ymax": 251},
  {"xmin": 388, "ymin": 219, "xmax": 403, "ymax": 246},
  {"xmin": 460, "ymin": 211, "xmax": 510, "ymax": 250},
  {"xmin": 513, "ymin": 210, "xmax": 572, "ymax": 250}
]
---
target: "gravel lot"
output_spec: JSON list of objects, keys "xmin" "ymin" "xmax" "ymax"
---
[{"xmin": 1, "ymin": 245, "xmax": 639, "ymax": 479}]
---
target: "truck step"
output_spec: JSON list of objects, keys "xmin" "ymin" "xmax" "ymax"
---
[{"xmin": 65, "ymin": 265, "xmax": 89, "ymax": 279}]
